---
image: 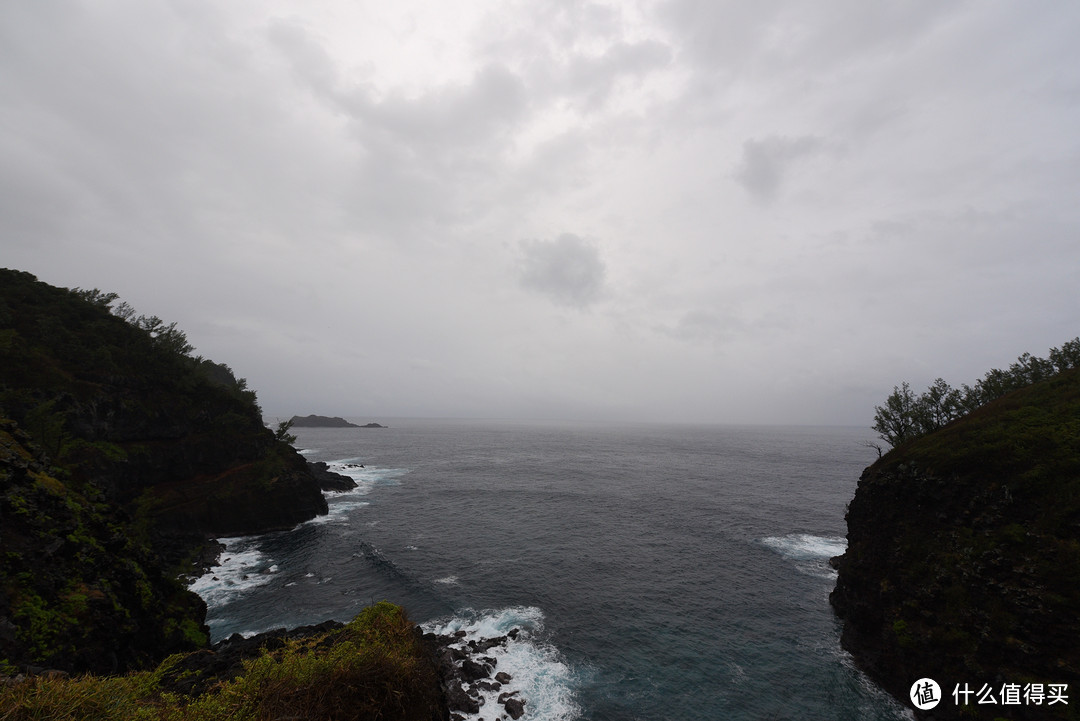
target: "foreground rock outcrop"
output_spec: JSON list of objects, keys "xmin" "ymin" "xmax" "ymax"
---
[
  {"xmin": 831, "ymin": 368, "xmax": 1080, "ymax": 719},
  {"xmin": 1, "ymin": 603, "xmax": 449, "ymax": 721}
]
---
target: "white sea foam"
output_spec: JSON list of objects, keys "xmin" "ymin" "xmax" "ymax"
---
[
  {"xmin": 326, "ymin": 461, "xmax": 410, "ymax": 489},
  {"xmin": 188, "ymin": 536, "xmax": 277, "ymax": 608},
  {"xmin": 306, "ymin": 497, "xmax": 371, "ymax": 525},
  {"xmin": 761, "ymin": 533, "xmax": 846, "ymax": 560},
  {"xmin": 301, "ymin": 463, "xmax": 409, "ymax": 526},
  {"xmin": 424, "ymin": 607, "xmax": 581, "ymax": 721},
  {"xmin": 760, "ymin": 533, "xmax": 847, "ymax": 579},
  {"xmin": 434, "ymin": 575, "xmax": 459, "ymax": 585}
]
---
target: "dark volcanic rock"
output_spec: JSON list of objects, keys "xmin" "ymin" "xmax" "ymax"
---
[
  {"xmin": 307, "ymin": 460, "xmax": 358, "ymax": 491},
  {"xmin": 424, "ymin": 628, "xmax": 528, "ymax": 721},
  {"xmin": 470, "ymin": 635, "xmax": 507, "ymax": 653},
  {"xmin": 445, "ymin": 685, "xmax": 480, "ymax": 714},
  {"xmin": 504, "ymin": 696, "xmax": 526, "ymax": 719},
  {"xmin": 460, "ymin": 658, "xmax": 492, "ymax": 681}
]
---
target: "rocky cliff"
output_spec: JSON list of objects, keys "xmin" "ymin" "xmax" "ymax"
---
[
  {"xmin": 0, "ymin": 269, "xmax": 328, "ymax": 674},
  {"xmin": 831, "ymin": 368, "xmax": 1080, "ymax": 719}
]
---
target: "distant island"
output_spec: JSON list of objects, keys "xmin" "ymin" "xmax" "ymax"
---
[{"xmin": 288, "ymin": 415, "xmax": 386, "ymax": 428}]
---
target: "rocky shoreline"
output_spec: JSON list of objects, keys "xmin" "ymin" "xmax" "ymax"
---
[
  {"xmin": 306, "ymin": 460, "xmax": 359, "ymax": 491},
  {"xmin": 142, "ymin": 619, "xmax": 530, "ymax": 721},
  {"xmin": 425, "ymin": 627, "xmax": 529, "ymax": 720}
]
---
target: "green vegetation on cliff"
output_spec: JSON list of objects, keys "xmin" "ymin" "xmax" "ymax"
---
[
  {"xmin": 0, "ymin": 269, "xmax": 327, "ymax": 674},
  {"xmin": 872, "ymin": 338, "xmax": 1080, "ymax": 448},
  {"xmin": 0, "ymin": 602, "xmax": 446, "ymax": 721},
  {"xmin": 833, "ymin": 362, "xmax": 1080, "ymax": 720}
]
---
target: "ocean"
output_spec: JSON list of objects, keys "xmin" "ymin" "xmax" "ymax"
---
[{"xmin": 190, "ymin": 420, "xmax": 912, "ymax": 720}]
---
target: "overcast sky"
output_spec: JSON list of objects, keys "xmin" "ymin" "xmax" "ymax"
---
[{"xmin": 3, "ymin": 1, "xmax": 1079, "ymax": 425}]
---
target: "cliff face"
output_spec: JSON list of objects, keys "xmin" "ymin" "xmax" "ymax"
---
[
  {"xmin": 0, "ymin": 270, "xmax": 327, "ymax": 673},
  {"xmin": 831, "ymin": 368, "xmax": 1080, "ymax": 719}
]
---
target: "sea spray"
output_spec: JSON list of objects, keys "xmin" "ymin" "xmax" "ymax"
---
[
  {"xmin": 425, "ymin": 606, "xmax": 582, "ymax": 721},
  {"xmin": 760, "ymin": 533, "xmax": 848, "ymax": 579},
  {"xmin": 188, "ymin": 536, "xmax": 277, "ymax": 607}
]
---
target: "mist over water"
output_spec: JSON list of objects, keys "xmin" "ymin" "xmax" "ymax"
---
[{"xmin": 195, "ymin": 420, "xmax": 911, "ymax": 720}]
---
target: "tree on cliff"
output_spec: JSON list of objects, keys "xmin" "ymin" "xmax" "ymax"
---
[
  {"xmin": 872, "ymin": 382, "xmax": 920, "ymax": 447},
  {"xmin": 73, "ymin": 287, "xmax": 194, "ymax": 359},
  {"xmin": 275, "ymin": 418, "xmax": 298, "ymax": 445},
  {"xmin": 873, "ymin": 337, "xmax": 1080, "ymax": 448}
]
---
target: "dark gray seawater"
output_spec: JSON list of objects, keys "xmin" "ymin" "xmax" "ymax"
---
[{"xmin": 191, "ymin": 420, "xmax": 912, "ymax": 720}]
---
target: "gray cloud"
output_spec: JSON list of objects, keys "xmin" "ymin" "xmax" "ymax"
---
[
  {"xmin": 657, "ymin": 309, "xmax": 741, "ymax": 344},
  {"xmin": 554, "ymin": 39, "xmax": 673, "ymax": 110},
  {"xmin": 734, "ymin": 135, "xmax": 824, "ymax": 202},
  {"xmin": 2, "ymin": 1, "xmax": 1079, "ymax": 425},
  {"xmin": 519, "ymin": 234, "xmax": 606, "ymax": 308},
  {"xmin": 660, "ymin": 0, "xmax": 960, "ymax": 75}
]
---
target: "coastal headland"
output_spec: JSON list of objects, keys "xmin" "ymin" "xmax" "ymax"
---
[
  {"xmin": 832, "ymin": 366, "xmax": 1080, "ymax": 719},
  {"xmin": 0, "ymin": 270, "xmax": 503, "ymax": 719}
]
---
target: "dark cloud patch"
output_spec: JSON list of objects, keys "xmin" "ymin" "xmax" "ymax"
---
[
  {"xmin": 519, "ymin": 234, "xmax": 606, "ymax": 308},
  {"xmin": 734, "ymin": 135, "xmax": 823, "ymax": 202}
]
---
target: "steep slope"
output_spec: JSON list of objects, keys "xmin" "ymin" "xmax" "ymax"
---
[
  {"xmin": 831, "ymin": 368, "xmax": 1080, "ymax": 719},
  {"xmin": 0, "ymin": 269, "xmax": 327, "ymax": 673}
]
